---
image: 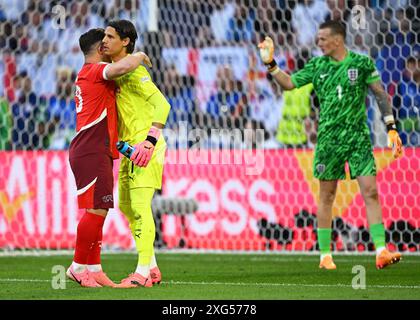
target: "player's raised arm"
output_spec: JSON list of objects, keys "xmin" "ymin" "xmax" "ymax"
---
[
  {"xmin": 369, "ymin": 80, "xmax": 403, "ymax": 159},
  {"xmin": 258, "ymin": 36, "xmax": 295, "ymax": 90},
  {"xmin": 103, "ymin": 52, "xmax": 152, "ymax": 80}
]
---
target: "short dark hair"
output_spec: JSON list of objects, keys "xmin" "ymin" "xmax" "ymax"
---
[
  {"xmin": 79, "ymin": 28, "xmax": 105, "ymax": 55},
  {"xmin": 319, "ymin": 20, "xmax": 346, "ymax": 40},
  {"xmin": 107, "ymin": 20, "xmax": 137, "ymax": 54}
]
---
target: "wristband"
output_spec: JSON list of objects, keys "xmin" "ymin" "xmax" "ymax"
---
[
  {"xmin": 265, "ymin": 59, "xmax": 277, "ymax": 69},
  {"xmin": 265, "ymin": 60, "xmax": 280, "ymax": 75},
  {"xmin": 386, "ymin": 123, "xmax": 397, "ymax": 132},
  {"xmin": 146, "ymin": 126, "xmax": 161, "ymax": 146}
]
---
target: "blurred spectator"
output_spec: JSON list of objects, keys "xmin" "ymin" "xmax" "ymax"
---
[
  {"xmin": 1, "ymin": 50, "xmax": 17, "ymax": 103},
  {"xmin": 0, "ymin": 21, "xmax": 19, "ymax": 52},
  {"xmin": 393, "ymin": 57, "xmax": 420, "ymax": 146},
  {"xmin": 249, "ymin": 74, "xmax": 283, "ymax": 142},
  {"xmin": 226, "ymin": 2, "xmax": 255, "ymax": 43},
  {"xmin": 11, "ymin": 72, "xmax": 51, "ymax": 150},
  {"xmin": 276, "ymin": 50, "xmax": 314, "ymax": 148},
  {"xmin": 326, "ymin": 0, "xmax": 349, "ymax": 21},
  {"xmin": 47, "ymin": 67, "xmax": 76, "ymax": 150},
  {"xmin": 89, "ymin": 2, "xmax": 107, "ymax": 28},
  {"xmin": 276, "ymin": 84, "xmax": 314, "ymax": 148},
  {"xmin": 210, "ymin": 0, "xmax": 236, "ymax": 43},
  {"xmin": 58, "ymin": 4, "xmax": 90, "ymax": 70},
  {"xmin": 206, "ymin": 65, "xmax": 247, "ymax": 129},
  {"xmin": 0, "ymin": 3, "xmax": 6, "ymax": 22},
  {"xmin": 17, "ymin": 39, "xmax": 58, "ymax": 97},
  {"xmin": 0, "ymin": 0, "xmax": 28, "ymax": 21},
  {"xmin": 376, "ymin": 7, "xmax": 418, "ymax": 89},
  {"xmin": 0, "ymin": 96, "xmax": 12, "ymax": 150},
  {"xmin": 292, "ymin": 0, "xmax": 329, "ymax": 47},
  {"xmin": 160, "ymin": 0, "xmax": 213, "ymax": 48},
  {"xmin": 163, "ymin": 64, "xmax": 196, "ymax": 130}
]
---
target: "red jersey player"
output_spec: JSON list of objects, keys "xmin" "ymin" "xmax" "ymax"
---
[{"xmin": 66, "ymin": 28, "xmax": 152, "ymax": 288}]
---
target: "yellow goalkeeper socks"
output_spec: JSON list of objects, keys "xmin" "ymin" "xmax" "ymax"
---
[{"xmin": 129, "ymin": 187, "xmax": 156, "ymax": 271}]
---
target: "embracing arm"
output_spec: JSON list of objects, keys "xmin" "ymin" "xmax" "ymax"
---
[{"xmin": 104, "ymin": 52, "xmax": 152, "ymax": 80}]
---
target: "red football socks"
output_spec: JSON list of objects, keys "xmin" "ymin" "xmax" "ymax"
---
[
  {"xmin": 87, "ymin": 228, "xmax": 103, "ymax": 265},
  {"xmin": 73, "ymin": 211, "xmax": 105, "ymax": 264}
]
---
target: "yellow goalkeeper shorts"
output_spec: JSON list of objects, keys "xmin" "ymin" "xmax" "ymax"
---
[{"xmin": 118, "ymin": 137, "xmax": 166, "ymax": 193}]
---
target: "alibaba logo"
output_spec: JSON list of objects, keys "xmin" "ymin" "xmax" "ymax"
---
[{"xmin": 0, "ymin": 191, "xmax": 33, "ymax": 222}]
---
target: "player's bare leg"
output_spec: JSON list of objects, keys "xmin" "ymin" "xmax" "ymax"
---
[
  {"xmin": 357, "ymin": 176, "xmax": 402, "ymax": 269},
  {"xmin": 317, "ymin": 180, "xmax": 338, "ymax": 270}
]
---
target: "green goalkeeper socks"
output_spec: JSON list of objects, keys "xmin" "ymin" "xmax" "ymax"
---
[
  {"xmin": 317, "ymin": 228, "xmax": 332, "ymax": 254},
  {"xmin": 370, "ymin": 223, "xmax": 386, "ymax": 249}
]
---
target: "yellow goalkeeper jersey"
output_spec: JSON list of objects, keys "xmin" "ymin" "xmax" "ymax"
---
[{"xmin": 114, "ymin": 64, "xmax": 160, "ymax": 144}]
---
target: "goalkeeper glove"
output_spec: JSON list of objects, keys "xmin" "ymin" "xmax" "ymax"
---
[
  {"xmin": 258, "ymin": 36, "xmax": 281, "ymax": 75},
  {"xmin": 130, "ymin": 126, "xmax": 161, "ymax": 167},
  {"xmin": 258, "ymin": 36, "xmax": 274, "ymax": 64},
  {"xmin": 387, "ymin": 123, "xmax": 403, "ymax": 159}
]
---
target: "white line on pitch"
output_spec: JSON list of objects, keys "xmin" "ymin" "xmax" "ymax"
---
[{"xmin": 0, "ymin": 278, "xmax": 419, "ymax": 290}]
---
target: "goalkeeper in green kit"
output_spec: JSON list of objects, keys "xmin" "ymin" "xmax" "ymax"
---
[{"xmin": 258, "ymin": 20, "xmax": 403, "ymax": 270}]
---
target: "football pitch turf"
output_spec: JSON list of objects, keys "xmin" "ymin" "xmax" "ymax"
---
[{"xmin": 0, "ymin": 253, "xmax": 419, "ymax": 300}]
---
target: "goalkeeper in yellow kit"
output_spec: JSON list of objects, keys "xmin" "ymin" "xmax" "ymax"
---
[{"xmin": 102, "ymin": 20, "xmax": 170, "ymax": 287}]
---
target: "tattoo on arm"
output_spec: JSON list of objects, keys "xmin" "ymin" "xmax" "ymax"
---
[{"xmin": 369, "ymin": 81, "xmax": 393, "ymax": 122}]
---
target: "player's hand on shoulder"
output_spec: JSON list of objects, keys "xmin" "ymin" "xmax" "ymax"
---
[
  {"xmin": 133, "ymin": 51, "xmax": 152, "ymax": 68},
  {"xmin": 258, "ymin": 36, "xmax": 274, "ymax": 64}
]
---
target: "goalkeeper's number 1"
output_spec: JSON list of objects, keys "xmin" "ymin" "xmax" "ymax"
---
[{"xmin": 337, "ymin": 85, "xmax": 343, "ymax": 100}]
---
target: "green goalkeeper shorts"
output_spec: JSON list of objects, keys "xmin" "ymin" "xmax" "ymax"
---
[{"xmin": 313, "ymin": 131, "xmax": 377, "ymax": 180}]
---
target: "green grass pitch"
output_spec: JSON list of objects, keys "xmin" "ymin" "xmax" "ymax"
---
[{"xmin": 0, "ymin": 253, "xmax": 419, "ymax": 300}]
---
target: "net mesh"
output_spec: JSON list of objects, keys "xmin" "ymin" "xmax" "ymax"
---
[{"xmin": 0, "ymin": 0, "xmax": 419, "ymax": 252}]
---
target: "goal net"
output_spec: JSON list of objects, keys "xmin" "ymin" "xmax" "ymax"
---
[{"xmin": 0, "ymin": 0, "xmax": 419, "ymax": 253}]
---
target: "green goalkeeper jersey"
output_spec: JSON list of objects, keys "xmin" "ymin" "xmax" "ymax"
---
[{"xmin": 290, "ymin": 50, "xmax": 380, "ymax": 142}]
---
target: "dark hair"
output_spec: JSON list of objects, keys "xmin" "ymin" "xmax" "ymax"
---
[
  {"xmin": 79, "ymin": 28, "xmax": 105, "ymax": 55},
  {"xmin": 406, "ymin": 57, "xmax": 416, "ymax": 65},
  {"xmin": 107, "ymin": 20, "xmax": 137, "ymax": 53},
  {"xmin": 319, "ymin": 20, "xmax": 346, "ymax": 40}
]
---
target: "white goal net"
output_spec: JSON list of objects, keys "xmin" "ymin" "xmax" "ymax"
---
[{"xmin": 0, "ymin": 0, "xmax": 419, "ymax": 253}]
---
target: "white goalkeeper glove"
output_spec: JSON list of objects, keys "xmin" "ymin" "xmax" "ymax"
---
[{"xmin": 258, "ymin": 36, "xmax": 274, "ymax": 64}]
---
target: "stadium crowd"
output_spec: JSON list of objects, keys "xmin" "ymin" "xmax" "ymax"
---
[{"xmin": 0, "ymin": 0, "xmax": 418, "ymax": 150}]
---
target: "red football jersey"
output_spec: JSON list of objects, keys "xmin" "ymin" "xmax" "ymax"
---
[{"xmin": 70, "ymin": 62, "xmax": 119, "ymax": 159}]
